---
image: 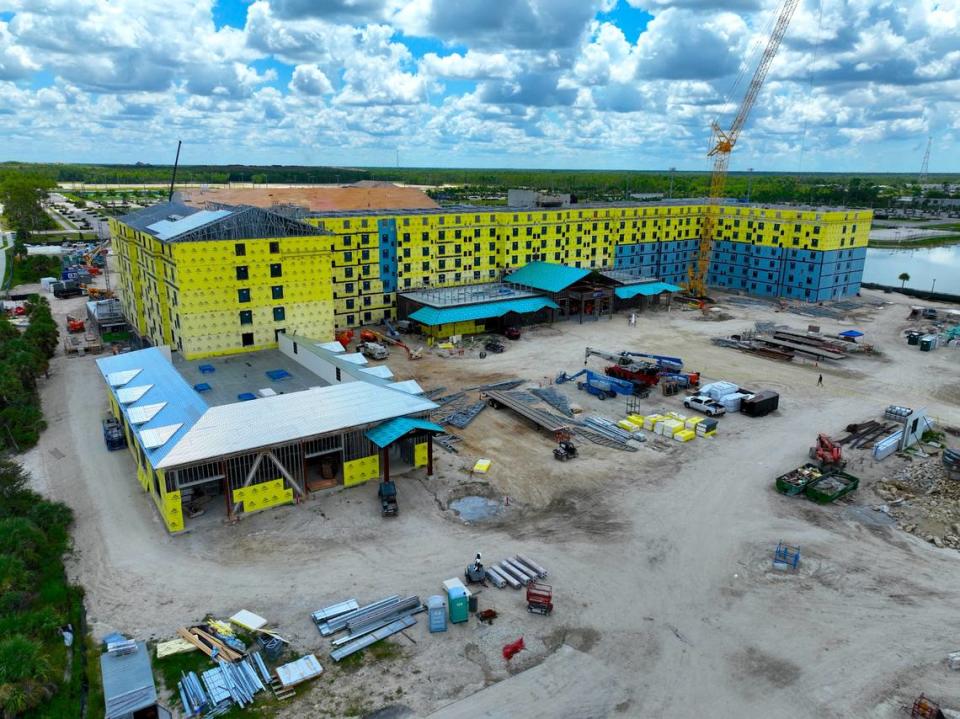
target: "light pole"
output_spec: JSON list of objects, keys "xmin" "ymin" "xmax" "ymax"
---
[
  {"xmin": 746, "ymin": 168, "xmax": 754, "ymax": 203},
  {"xmin": 668, "ymin": 167, "xmax": 676, "ymax": 199},
  {"xmin": 931, "ymin": 278, "xmax": 936, "ymax": 294}
]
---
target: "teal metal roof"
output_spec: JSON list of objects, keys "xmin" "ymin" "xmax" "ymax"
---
[
  {"xmin": 504, "ymin": 262, "xmax": 590, "ymax": 292},
  {"xmin": 615, "ymin": 282, "xmax": 682, "ymax": 299},
  {"xmin": 409, "ymin": 297, "xmax": 559, "ymax": 326},
  {"xmin": 366, "ymin": 417, "xmax": 444, "ymax": 448}
]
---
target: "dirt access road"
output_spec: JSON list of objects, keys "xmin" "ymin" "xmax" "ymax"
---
[{"xmin": 22, "ymin": 289, "xmax": 960, "ymax": 718}]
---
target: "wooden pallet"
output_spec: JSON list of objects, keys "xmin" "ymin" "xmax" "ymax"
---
[{"xmin": 270, "ymin": 676, "xmax": 295, "ymax": 701}]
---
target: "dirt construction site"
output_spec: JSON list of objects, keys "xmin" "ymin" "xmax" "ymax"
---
[{"xmin": 22, "ymin": 286, "xmax": 960, "ymax": 718}]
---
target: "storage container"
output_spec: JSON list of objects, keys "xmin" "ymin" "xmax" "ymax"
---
[{"xmin": 674, "ymin": 429, "xmax": 696, "ymax": 442}]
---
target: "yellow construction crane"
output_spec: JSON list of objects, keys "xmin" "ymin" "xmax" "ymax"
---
[{"xmin": 687, "ymin": 0, "xmax": 802, "ymax": 297}]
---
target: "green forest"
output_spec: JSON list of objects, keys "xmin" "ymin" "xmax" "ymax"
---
[{"xmin": 3, "ymin": 161, "xmax": 958, "ymax": 208}]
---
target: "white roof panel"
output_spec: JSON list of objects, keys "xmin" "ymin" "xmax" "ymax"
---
[
  {"xmin": 117, "ymin": 384, "xmax": 153, "ymax": 404},
  {"xmin": 139, "ymin": 423, "xmax": 183, "ymax": 449},
  {"xmin": 127, "ymin": 402, "xmax": 167, "ymax": 425},
  {"xmin": 158, "ymin": 383, "xmax": 437, "ymax": 469},
  {"xmin": 316, "ymin": 342, "xmax": 345, "ymax": 354},
  {"xmin": 339, "ymin": 353, "xmax": 367, "ymax": 365},
  {"xmin": 387, "ymin": 380, "xmax": 424, "ymax": 395},
  {"xmin": 146, "ymin": 209, "xmax": 232, "ymax": 240},
  {"xmin": 107, "ymin": 369, "xmax": 141, "ymax": 387},
  {"xmin": 359, "ymin": 365, "xmax": 394, "ymax": 379}
]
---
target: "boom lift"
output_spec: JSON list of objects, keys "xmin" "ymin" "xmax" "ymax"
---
[{"xmin": 686, "ymin": 0, "xmax": 801, "ymax": 297}]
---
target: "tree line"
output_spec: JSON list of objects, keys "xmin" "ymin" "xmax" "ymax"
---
[
  {"xmin": 0, "ymin": 172, "xmax": 56, "ymax": 234},
  {"xmin": 0, "ymin": 297, "xmax": 58, "ymax": 451},
  {"xmin": 0, "ymin": 456, "xmax": 84, "ymax": 718}
]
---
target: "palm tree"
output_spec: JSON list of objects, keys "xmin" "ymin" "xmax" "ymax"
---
[{"xmin": 898, "ymin": 272, "xmax": 910, "ymax": 288}]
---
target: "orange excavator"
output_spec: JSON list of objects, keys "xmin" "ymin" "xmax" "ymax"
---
[
  {"xmin": 809, "ymin": 433, "xmax": 845, "ymax": 470},
  {"xmin": 360, "ymin": 329, "xmax": 423, "ymax": 360}
]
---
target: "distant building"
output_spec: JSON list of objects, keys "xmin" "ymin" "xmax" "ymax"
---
[{"xmin": 507, "ymin": 189, "xmax": 572, "ymax": 208}]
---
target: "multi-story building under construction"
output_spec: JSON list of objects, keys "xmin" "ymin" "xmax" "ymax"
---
[{"xmin": 112, "ymin": 197, "xmax": 871, "ymax": 360}]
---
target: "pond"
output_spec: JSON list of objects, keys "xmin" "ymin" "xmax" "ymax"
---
[{"xmin": 863, "ymin": 245, "xmax": 960, "ymax": 296}]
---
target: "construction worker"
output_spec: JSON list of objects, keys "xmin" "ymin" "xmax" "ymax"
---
[{"xmin": 818, "ymin": 374, "xmax": 823, "ymax": 387}]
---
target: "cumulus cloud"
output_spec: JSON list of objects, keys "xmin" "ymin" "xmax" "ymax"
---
[{"xmin": 0, "ymin": 0, "xmax": 954, "ymax": 170}]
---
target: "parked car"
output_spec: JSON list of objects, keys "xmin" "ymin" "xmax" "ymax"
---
[
  {"xmin": 503, "ymin": 326, "xmax": 521, "ymax": 340},
  {"xmin": 484, "ymin": 339, "xmax": 505, "ymax": 353},
  {"xmin": 683, "ymin": 394, "xmax": 726, "ymax": 417}
]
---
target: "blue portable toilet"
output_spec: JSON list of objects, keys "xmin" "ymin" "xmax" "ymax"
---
[
  {"xmin": 427, "ymin": 595, "xmax": 447, "ymax": 633},
  {"xmin": 447, "ymin": 587, "xmax": 469, "ymax": 624}
]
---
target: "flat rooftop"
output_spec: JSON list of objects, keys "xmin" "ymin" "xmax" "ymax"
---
[
  {"xmin": 401, "ymin": 282, "xmax": 540, "ymax": 309},
  {"xmin": 306, "ymin": 199, "xmax": 870, "ymax": 219},
  {"xmin": 173, "ymin": 349, "xmax": 325, "ymax": 407}
]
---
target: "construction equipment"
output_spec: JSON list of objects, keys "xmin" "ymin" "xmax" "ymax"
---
[
  {"xmin": 358, "ymin": 341, "xmax": 389, "ymax": 360},
  {"xmin": 360, "ymin": 328, "xmax": 422, "ymax": 360},
  {"xmin": 686, "ymin": 0, "xmax": 801, "ymax": 297},
  {"xmin": 465, "ymin": 553, "xmax": 486, "ymax": 584},
  {"xmin": 86, "ymin": 287, "xmax": 115, "ymax": 300},
  {"xmin": 911, "ymin": 694, "xmax": 946, "ymax": 719},
  {"xmin": 525, "ymin": 582, "xmax": 553, "ymax": 615},
  {"xmin": 66, "ymin": 315, "xmax": 85, "ymax": 333},
  {"xmin": 335, "ymin": 329, "xmax": 354, "ymax": 349},
  {"xmin": 553, "ymin": 440, "xmax": 577, "ymax": 461},
  {"xmin": 809, "ymin": 433, "xmax": 845, "ymax": 469},
  {"xmin": 556, "ymin": 369, "xmax": 635, "ymax": 399},
  {"xmin": 102, "ymin": 418, "xmax": 126, "ymax": 451},
  {"xmin": 378, "ymin": 480, "xmax": 398, "ymax": 517},
  {"xmin": 584, "ymin": 347, "xmax": 689, "ymax": 391}
]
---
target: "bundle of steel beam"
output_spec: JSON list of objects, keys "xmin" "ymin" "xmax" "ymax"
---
[
  {"xmin": 582, "ymin": 416, "xmax": 637, "ymax": 444},
  {"xmin": 178, "ymin": 670, "xmax": 209, "ymax": 717},
  {"xmin": 435, "ymin": 434, "xmax": 462, "ymax": 454},
  {"xmin": 330, "ymin": 615, "xmax": 417, "ymax": 662},
  {"xmin": 204, "ymin": 658, "xmax": 264, "ymax": 709},
  {"xmin": 311, "ymin": 598, "xmax": 360, "ymax": 625},
  {"xmin": 529, "ymin": 387, "xmax": 573, "ymax": 417},
  {"xmin": 346, "ymin": 596, "xmax": 421, "ymax": 634},
  {"xmin": 492, "ymin": 564, "xmax": 521, "ymax": 589},
  {"xmin": 252, "ymin": 652, "xmax": 272, "ymax": 684},
  {"xmin": 574, "ymin": 425, "xmax": 639, "ymax": 451},
  {"xmin": 316, "ymin": 595, "xmax": 401, "ymax": 636},
  {"xmin": 445, "ymin": 401, "xmax": 487, "ymax": 428},
  {"xmin": 484, "ymin": 566, "xmax": 507, "ymax": 588}
]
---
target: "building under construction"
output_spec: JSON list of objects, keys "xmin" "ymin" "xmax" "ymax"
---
[{"xmin": 111, "ymin": 197, "xmax": 871, "ymax": 359}]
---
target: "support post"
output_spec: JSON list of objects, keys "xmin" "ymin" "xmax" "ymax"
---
[
  {"xmin": 382, "ymin": 446, "xmax": 390, "ymax": 484},
  {"xmin": 427, "ymin": 435, "xmax": 434, "ymax": 478}
]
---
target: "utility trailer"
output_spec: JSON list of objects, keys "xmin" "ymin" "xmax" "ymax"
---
[{"xmin": 804, "ymin": 470, "xmax": 859, "ymax": 504}]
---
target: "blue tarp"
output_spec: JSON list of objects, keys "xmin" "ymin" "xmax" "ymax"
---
[
  {"xmin": 366, "ymin": 417, "xmax": 444, "ymax": 448},
  {"xmin": 838, "ymin": 330, "xmax": 864, "ymax": 338},
  {"xmin": 614, "ymin": 282, "xmax": 682, "ymax": 299},
  {"xmin": 409, "ymin": 297, "xmax": 559, "ymax": 326},
  {"xmin": 504, "ymin": 261, "xmax": 591, "ymax": 292}
]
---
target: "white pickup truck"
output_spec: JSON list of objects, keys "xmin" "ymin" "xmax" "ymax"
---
[{"xmin": 683, "ymin": 394, "xmax": 726, "ymax": 417}]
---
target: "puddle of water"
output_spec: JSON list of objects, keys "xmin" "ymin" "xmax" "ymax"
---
[{"xmin": 449, "ymin": 495, "xmax": 503, "ymax": 522}]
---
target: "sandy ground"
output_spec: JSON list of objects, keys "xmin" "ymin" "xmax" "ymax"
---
[{"xmin": 20, "ymin": 286, "xmax": 960, "ymax": 718}]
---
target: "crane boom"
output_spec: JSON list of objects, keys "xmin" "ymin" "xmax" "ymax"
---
[{"xmin": 688, "ymin": 0, "xmax": 801, "ymax": 297}]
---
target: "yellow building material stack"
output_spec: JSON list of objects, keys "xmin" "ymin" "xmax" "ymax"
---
[{"xmin": 674, "ymin": 429, "xmax": 696, "ymax": 442}]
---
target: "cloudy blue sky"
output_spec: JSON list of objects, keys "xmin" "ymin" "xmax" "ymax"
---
[{"xmin": 0, "ymin": 0, "xmax": 956, "ymax": 172}]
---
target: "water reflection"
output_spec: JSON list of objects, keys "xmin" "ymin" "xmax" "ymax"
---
[{"xmin": 863, "ymin": 246, "xmax": 960, "ymax": 295}]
